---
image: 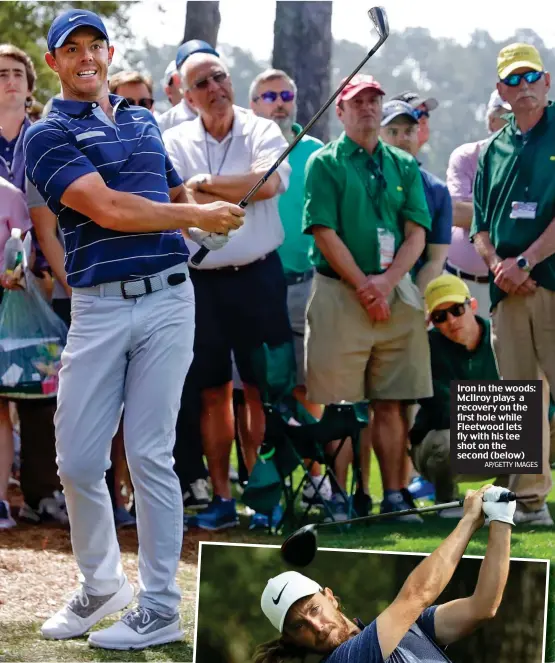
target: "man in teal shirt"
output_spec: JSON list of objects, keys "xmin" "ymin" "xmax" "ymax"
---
[{"xmin": 250, "ymin": 69, "xmax": 330, "ymax": 515}]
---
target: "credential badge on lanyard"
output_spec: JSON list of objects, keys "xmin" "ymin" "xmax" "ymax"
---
[{"xmin": 377, "ymin": 228, "xmax": 395, "ymax": 270}]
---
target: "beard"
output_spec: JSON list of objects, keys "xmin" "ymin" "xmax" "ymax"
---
[{"xmin": 314, "ymin": 612, "xmax": 353, "ymax": 653}]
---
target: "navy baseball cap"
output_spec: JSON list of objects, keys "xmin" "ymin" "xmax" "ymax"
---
[
  {"xmin": 175, "ymin": 39, "xmax": 219, "ymax": 71},
  {"xmin": 381, "ymin": 100, "xmax": 418, "ymax": 126},
  {"xmin": 47, "ymin": 9, "xmax": 109, "ymax": 52}
]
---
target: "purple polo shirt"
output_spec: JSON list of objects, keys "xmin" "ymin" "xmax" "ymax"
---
[
  {"xmin": 0, "ymin": 116, "xmax": 31, "ymax": 193},
  {"xmin": 445, "ymin": 140, "xmax": 489, "ymax": 276}
]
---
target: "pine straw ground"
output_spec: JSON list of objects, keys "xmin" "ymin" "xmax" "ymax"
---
[{"xmin": 0, "ymin": 486, "xmax": 272, "ymax": 663}]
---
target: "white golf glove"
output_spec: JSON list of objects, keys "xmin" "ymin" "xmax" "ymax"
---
[
  {"xmin": 482, "ymin": 486, "xmax": 516, "ymax": 526},
  {"xmin": 188, "ymin": 227, "xmax": 229, "ymax": 251}
]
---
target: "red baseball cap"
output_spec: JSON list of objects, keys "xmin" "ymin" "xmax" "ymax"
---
[{"xmin": 336, "ymin": 74, "xmax": 385, "ymax": 106}]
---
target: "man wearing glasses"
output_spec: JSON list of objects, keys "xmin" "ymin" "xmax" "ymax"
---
[
  {"xmin": 470, "ymin": 43, "xmax": 555, "ymax": 527},
  {"xmin": 108, "ymin": 70, "xmax": 155, "ymax": 112},
  {"xmin": 163, "ymin": 53, "xmax": 292, "ymax": 531},
  {"xmin": 302, "ymin": 74, "xmax": 433, "ymax": 521},
  {"xmin": 409, "ymin": 275, "xmax": 501, "ymax": 514},
  {"xmin": 390, "ymin": 90, "xmax": 438, "ymax": 151}
]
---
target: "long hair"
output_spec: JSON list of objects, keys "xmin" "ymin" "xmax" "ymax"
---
[{"xmin": 252, "ymin": 637, "xmax": 309, "ymax": 663}]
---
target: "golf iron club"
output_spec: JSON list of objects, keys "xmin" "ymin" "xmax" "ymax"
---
[
  {"xmin": 281, "ymin": 491, "xmax": 531, "ymax": 568},
  {"xmin": 190, "ymin": 6, "xmax": 390, "ymax": 266}
]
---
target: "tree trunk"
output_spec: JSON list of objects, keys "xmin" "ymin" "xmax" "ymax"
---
[
  {"xmin": 272, "ymin": 1, "xmax": 333, "ymax": 143},
  {"xmin": 183, "ymin": 1, "xmax": 221, "ymax": 47}
]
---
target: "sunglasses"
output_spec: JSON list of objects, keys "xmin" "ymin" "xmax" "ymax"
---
[
  {"xmin": 413, "ymin": 108, "xmax": 429, "ymax": 120},
  {"xmin": 430, "ymin": 300, "xmax": 469, "ymax": 325},
  {"xmin": 253, "ymin": 90, "xmax": 295, "ymax": 103},
  {"xmin": 501, "ymin": 70, "xmax": 544, "ymax": 87},
  {"xmin": 125, "ymin": 97, "xmax": 154, "ymax": 110},
  {"xmin": 191, "ymin": 71, "xmax": 229, "ymax": 90}
]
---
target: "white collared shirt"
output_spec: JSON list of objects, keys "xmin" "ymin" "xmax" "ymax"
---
[
  {"xmin": 157, "ymin": 99, "xmax": 198, "ymax": 134},
  {"xmin": 163, "ymin": 105, "xmax": 290, "ymax": 269}
]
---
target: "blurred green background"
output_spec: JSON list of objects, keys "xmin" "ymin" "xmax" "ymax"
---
[{"xmin": 195, "ymin": 543, "xmax": 547, "ymax": 663}]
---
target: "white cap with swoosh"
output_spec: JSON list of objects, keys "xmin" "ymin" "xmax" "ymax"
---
[{"xmin": 261, "ymin": 571, "xmax": 322, "ymax": 632}]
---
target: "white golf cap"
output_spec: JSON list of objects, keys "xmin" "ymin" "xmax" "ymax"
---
[{"xmin": 261, "ymin": 571, "xmax": 322, "ymax": 633}]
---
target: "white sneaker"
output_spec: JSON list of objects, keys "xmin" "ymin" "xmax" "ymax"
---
[
  {"xmin": 302, "ymin": 475, "xmax": 333, "ymax": 507},
  {"xmin": 41, "ymin": 579, "xmax": 134, "ymax": 639},
  {"xmin": 88, "ymin": 606, "xmax": 184, "ymax": 650},
  {"xmin": 19, "ymin": 491, "xmax": 69, "ymax": 525},
  {"xmin": 0, "ymin": 500, "xmax": 16, "ymax": 529},
  {"xmin": 513, "ymin": 504, "xmax": 554, "ymax": 526}
]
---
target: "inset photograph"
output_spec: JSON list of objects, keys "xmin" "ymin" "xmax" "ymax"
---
[{"xmin": 194, "ymin": 540, "xmax": 548, "ymax": 663}]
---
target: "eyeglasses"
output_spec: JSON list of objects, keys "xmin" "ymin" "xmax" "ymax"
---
[
  {"xmin": 501, "ymin": 71, "xmax": 544, "ymax": 87},
  {"xmin": 253, "ymin": 90, "xmax": 295, "ymax": 103},
  {"xmin": 190, "ymin": 71, "xmax": 229, "ymax": 90},
  {"xmin": 125, "ymin": 97, "xmax": 154, "ymax": 110},
  {"xmin": 413, "ymin": 108, "xmax": 429, "ymax": 120},
  {"xmin": 430, "ymin": 300, "xmax": 469, "ymax": 325}
]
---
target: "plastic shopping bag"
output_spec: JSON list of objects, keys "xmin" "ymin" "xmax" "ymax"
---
[{"xmin": 0, "ymin": 268, "xmax": 68, "ymax": 399}]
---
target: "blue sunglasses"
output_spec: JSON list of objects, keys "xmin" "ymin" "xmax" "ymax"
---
[
  {"xmin": 413, "ymin": 108, "xmax": 429, "ymax": 120},
  {"xmin": 501, "ymin": 70, "xmax": 544, "ymax": 87}
]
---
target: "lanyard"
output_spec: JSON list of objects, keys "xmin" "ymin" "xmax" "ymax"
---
[
  {"xmin": 205, "ymin": 133, "xmax": 233, "ymax": 176},
  {"xmin": 352, "ymin": 150, "xmax": 388, "ymax": 224}
]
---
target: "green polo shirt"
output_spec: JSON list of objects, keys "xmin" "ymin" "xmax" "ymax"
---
[
  {"xmin": 302, "ymin": 133, "xmax": 431, "ymax": 275},
  {"xmin": 470, "ymin": 102, "xmax": 555, "ymax": 309},
  {"xmin": 278, "ymin": 124, "xmax": 324, "ymax": 275}
]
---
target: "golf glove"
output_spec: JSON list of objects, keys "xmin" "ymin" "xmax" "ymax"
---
[
  {"xmin": 482, "ymin": 486, "xmax": 516, "ymax": 526},
  {"xmin": 188, "ymin": 228, "xmax": 229, "ymax": 251}
]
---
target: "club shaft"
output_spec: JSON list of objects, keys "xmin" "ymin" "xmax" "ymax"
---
[{"xmin": 190, "ymin": 33, "xmax": 387, "ymax": 266}]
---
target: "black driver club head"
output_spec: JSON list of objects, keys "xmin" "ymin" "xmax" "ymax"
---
[
  {"xmin": 368, "ymin": 6, "xmax": 389, "ymax": 41},
  {"xmin": 281, "ymin": 524, "xmax": 318, "ymax": 568}
]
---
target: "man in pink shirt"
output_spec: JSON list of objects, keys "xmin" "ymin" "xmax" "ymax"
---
[
  {"xmin": 445, "ymin": 91, "xmax": 511, "ymax": 315},
  {"xmin": 0, "ymin": 174, "xmax": 31, "ymax": 528}
]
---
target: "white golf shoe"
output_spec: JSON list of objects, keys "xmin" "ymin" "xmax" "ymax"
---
[
  {"xmin": 88, "ymin": 605, "xmax": 184, "ymax": 650},
  {"xmin": 41, "ymin": 578, "xmax": 134, "ymax": 640}
]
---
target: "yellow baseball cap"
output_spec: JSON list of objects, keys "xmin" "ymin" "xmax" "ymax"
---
[
  {"xmin": 497, "ymin": 43, "xmax": 544, "ymax": 80},
  {"xmin": 424, "ymin": 274, "xmax": 471, "ymax": 312}
]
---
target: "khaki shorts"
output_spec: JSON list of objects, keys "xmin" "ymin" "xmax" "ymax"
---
[{"xmin": 305, "ymin": 273, "xmax": 432, "ymax": 404}]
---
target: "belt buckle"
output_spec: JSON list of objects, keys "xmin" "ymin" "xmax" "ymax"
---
[{"xmin": 121, "ymin": 277, "xmax": 148, "ymax": 299}]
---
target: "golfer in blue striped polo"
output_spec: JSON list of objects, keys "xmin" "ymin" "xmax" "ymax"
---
[{"xmin": 24, "ymin": 8, "xmax": 244, "ymax": 651}]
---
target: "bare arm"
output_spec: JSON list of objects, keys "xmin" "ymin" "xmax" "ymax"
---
[
  {"xmin": 60, "ymin": 172, "xmax": 244, "ymax": 234},
  {"xmin": 196, "ymin": 170, "xmax": 281, "ymax": 204},
  {"xmin": 385, "ymin": 221, "xmax": 427, "ymax": 286},
  {"xmin": 416, "ymin": 243, "xmax": 449, "ymax": 293},
  {"xmin": 432, "ymin": 522, "xmax": 511, "ymax": 646},
  {"xmin": 311, "ymin": 226, "xmax": 367, "ymax": 289},
  {"xmin": 522, "ymin": 216, "xmax": 555, "ymax": 268},
  {"xmin": 376, "ymin": 487, "xmax": 488, "ymax": 659},
  {"xmin": 30, "ymin": 206, "xmax": 71, "ymax": 297},
  {"xmin": 452, "ymin": 201, "xmax": 474, "ymax": 229},
  {"xmin": 472, "ymin": 230, "xmax": 501, "ymax": 270}
]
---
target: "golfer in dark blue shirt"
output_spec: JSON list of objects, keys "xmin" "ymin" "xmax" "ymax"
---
[
  {"xmin": 24, "ymin": 8, "xmax": 244, "ymax": 651},
  {"xmin": 257, "ymin": 486, "xmax": 514, "ymax": 663}
]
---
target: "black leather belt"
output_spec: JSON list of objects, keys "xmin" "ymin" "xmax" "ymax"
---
[
  {"xmin": 446, "ymin": 263, "xmax": 489, "ymax": 284},
  {"xmin": 285, "ymin": 269, "xmax": 314, "ymax": 286}
]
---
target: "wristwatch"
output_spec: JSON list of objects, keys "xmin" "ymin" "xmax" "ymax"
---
[{"xmin": 516, "ymin": 255, "xmax": 532, "ymax": 273}]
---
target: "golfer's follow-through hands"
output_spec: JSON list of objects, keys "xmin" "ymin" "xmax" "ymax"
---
[
  {"xmin": 188, "ymin": 200, "xmax": 245, "ymax": 251},
  {"xmin": 482, "ymin": 486, "xmax": 516, "ymax": 526}
]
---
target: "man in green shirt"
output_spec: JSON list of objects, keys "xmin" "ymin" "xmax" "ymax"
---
[
  {"xmin": 302, "ymin": 74, "xmax": 433, "ymax": 519},
  {"xmin": 470, "ymin": 42, "xmax": 555, "ymax": 525}
]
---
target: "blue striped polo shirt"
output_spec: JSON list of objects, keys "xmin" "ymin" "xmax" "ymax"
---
[{"xmin": 23, "ymin": 95, "xmax": 187, "ymax": 287}]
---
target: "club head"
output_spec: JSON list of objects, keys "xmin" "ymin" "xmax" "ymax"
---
[
  {"xmin": 280, "ymin": 524, "xmax": 318, "ymax": 568},
  {"xmin": 368, "ymin": 6, "xmax": 389, "ymax": 41}
]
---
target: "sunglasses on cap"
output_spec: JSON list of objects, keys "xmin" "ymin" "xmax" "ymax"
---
[
  {"xmin": 501, "ymin": 70, "xmax": 544, "ymax": 87},
  {"xmin": 430, "ymin": 300, "xmax": 470, "ymax": 325},
  {"xmin": 190, "ymin": 71, "xmax": 229, "ymax": 90},
  {"xmin": 253, "ymin": 90, "xmax": 295, "ymax": 103},
  {"xmin": 413, "ymin": 108, "xmax": 429, "ymax": 120},
  {"xmin": 125, "ymin": 97, "xmax": 154, "ymax": 110}
]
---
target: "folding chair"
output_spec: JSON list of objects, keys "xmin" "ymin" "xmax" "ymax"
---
[{"xmin": 242, "ymin": 341, "xmax": 369, "ymax": 533}]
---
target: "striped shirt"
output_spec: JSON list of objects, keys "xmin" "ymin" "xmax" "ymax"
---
[{"xmin": 23, "ymin": 95, "xmax": 186, "ymax": 287}]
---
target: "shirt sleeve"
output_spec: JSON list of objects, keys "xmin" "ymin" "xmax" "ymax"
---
[
  {"xmin": 165, "ymin": 152, "xmax": 183, "ymax": 189},
  {"xmin": 6, "ymin": 185, "xmax": 31, "ymax": 233},
  {"xmin": 428, "ymin": 183, "xmax": 453, "ymax": 245},
  {"xmin": 163, "ymin": 127, "xmax": 191, "ymax": 182},
  {"xmin": 469, "ymin": 150, "xmax": 488, "ymax": 239},
  {"xmin": 446, "ymin": 146, "xmax": 474, "ymax": 202},
  {"xmin": 302, "ymin": 152, "xmax": 340, "ymax": 234},
  {"xmin": 23, "ymin": 122, "xmax": 98, "ymax": 205},
  {"xmin": 251, "ymin": 118, "xmax": 291, "ymax": 193},
  {"xmin": 25, "ymin": 178, "xmax": 47, "ymax": 209},
  {"xmin": 401, "ymin": 160, "xmax": 432, "ymax": 231},
  {"xmin": 417, "ymin": 605, "xmax": 439, "ymax": 641}
]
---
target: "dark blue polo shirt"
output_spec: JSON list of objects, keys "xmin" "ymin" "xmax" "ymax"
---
[
  {"xmin": 23, "ymin": 95, "xmax": 187, "ymax": 287},
  {"xmin": 323, "ymin": 606, "xmax": 452, "ymax": 663},
  {"xmin": 0, "ymin": 116, "xmax": 30, "ymax": 192},
  {"xmin": 413, "ymin": 168, "xmax": 452, "ymax": 276}
]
